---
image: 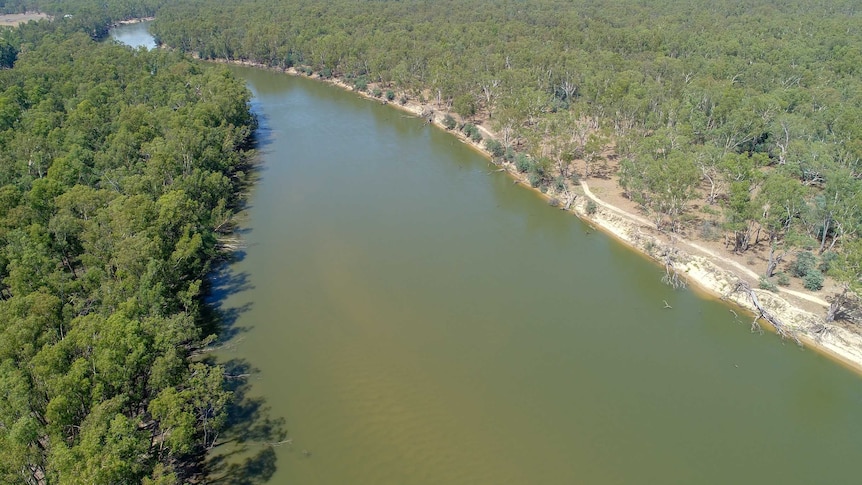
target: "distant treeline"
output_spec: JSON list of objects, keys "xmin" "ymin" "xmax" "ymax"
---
[
  {"xmin": 151, "ymin": 0, "xmax": 862, "ymax": 310},
  {"xmin": 0, "ymin": 14, "xmax": 255, "ymax": 485}
]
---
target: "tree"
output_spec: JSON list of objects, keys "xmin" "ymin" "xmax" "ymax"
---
[{"xmin": 826, "ymin": 238, "xmax": 862, "ymax": 322}]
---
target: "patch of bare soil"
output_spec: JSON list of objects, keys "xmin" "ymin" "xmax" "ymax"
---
[{"xmin": 0, "ymin": 12, "xmax": 49, "ymax": 27}]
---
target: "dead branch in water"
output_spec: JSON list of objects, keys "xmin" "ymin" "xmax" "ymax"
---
[
  {"xmin": 730, "ymin": 280, "xmax": 802, "ymax": 347},
  {"xmin": 660, "ymin": 242, "xmax": 687, "ymax": 290}
]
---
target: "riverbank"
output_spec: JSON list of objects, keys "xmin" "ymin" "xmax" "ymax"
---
[{"xmin": 203, "ymin": 57, "xmax": 862, "ymax": 374}]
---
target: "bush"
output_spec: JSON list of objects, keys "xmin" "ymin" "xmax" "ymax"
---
[
  {"xmin": 759, "ymin": 276, "xmax": 778, "ymax": 292},
  {"xmin": 515, "ymin": 153, "xmax": 532, "ymax": 173},
  {"xmin": 484, "ymin": 138, "xmax": 505, "ymax": 158},
  {"xmin": 528, "ymin": 172, "xmax": 542, "ymax": 188},
  {"xmin": 372, "ymin": 88, "xmax": 382, "ymax": 98},
  {"xmin": 462, "ymin": 123, "xmax": 482, "ymax": 142},
  {"xmin": 586, "ymin": 200, "xmax": 598, "ymax": 215},
  {"xmin": 503, "ymin": 148, "xmax": 515, "ymax": 163},
  {"xmin": 548, "ymin": 197, "xmax": 560, "ymax": 207},
  {"xmin": 353, "ymin": 77, "xmax": 368, "ymax": 91},
  {"xmin": 442, "ymin": 114, "xmax": 456, "ymax": 130},
  {"xmin": 569, "ymin": 172, "xmax": 581, "ymax": 185},
  {"xmin": 792, "ymin": 251, "xmax": 817, "ymax": 277},
  {"xmin": 320, "ymin": 67, "xmax": 332, "ymax": 79},
  {"xmin": 803, "ymin": 270, "xmax": 824, "ymax": 291},
  {"xmin": 399, "ymin": 95, "xmax": 408, "ymax": 105},
  {"xmin": 386, "ymin": 90, "xmax": 396, "ymax": 101},
  {"xmin": 777, "ymin": 272, "xmax": 791, "ymax": 286}
]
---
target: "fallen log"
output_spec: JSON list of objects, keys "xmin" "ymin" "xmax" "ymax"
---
[{"xmin": 731, "ymin": 280, "xmax": 802, "ymax": 347}]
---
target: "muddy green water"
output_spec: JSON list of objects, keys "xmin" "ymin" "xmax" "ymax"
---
[{"xmin": 115, "ymin": 23, "xmax": 862, "ymax": 485}]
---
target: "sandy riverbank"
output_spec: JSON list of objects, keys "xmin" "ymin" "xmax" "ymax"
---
[{"xmin": 206, "ymin": 58, "xmax": 862, "ymax": 374}]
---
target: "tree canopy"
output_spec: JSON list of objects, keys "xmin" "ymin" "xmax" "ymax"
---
[{"xmin": 0, "ymin": 16, "xmax": 255, "ymax": 484}]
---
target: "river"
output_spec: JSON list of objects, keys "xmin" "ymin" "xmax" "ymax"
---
[{"xmin": 114, "ymin": 22, "xmax": 862, "ymax": 485}]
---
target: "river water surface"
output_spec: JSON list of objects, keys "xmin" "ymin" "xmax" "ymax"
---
[{"xmin": 114, "ymin": 23, "xmax": 862, "ymax": 485}]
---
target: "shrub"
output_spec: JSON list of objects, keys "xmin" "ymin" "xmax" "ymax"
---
[
  {"xmin": 759, "ymin": 276, "xmax": 778, "ymax": 292},
  {"xmin": 528, "ymin": 172, "xmax": 542, "ymax": 188},
  {"xmin": 462, "ymin": 123, "xmax": 482, "ymax": 142},
  {"xmin": 515, "ymin": 154, "xmax": 532, "ymax": 173},
  {"xmin": 803, "ymin": 270, "xmax": 824, "ymax": 291},
  {"xmin": 503, "ymin": 148, "xmax": 515, "ymax": 162},
  {"xmin": 569, "ymin": 172, "xmax": 580, "ymax": 185},
  {"xmin": 484, "ymin": 138, "xmax": 505, "ymax": 158},
  {"xmin": 792, "ymin": 251, "xmax": 816, "ymax": 277},
  {"xmin": 353, "ymin": 77, "xmax": 368, "ymax": 91},
  {"xmin": 586, "ymin": 200, "xmax": 598, "ymax": 215},
  {"xmin": 399, "ymin": 95, "xmax": 408, "ymax": 105},
  {"xmin": 548, "ymin": 197, "xmax": 560, "ymax": 207},
  {"xmin": 776, "ymin": 272, "xmax": 790, "ymax": 286},
  {"xmin": 372, "ymin": 88, "xmax": 382, "ymax": 98},
  {"xmin": 320, "ymin": 67, "xmax": 332, "ymax": 79},
  {"xmin": 442, "ymin": 114, "xmax": 456, "ymax": 130},
  {"xmin": 386, "ymin": 90, "xmax": 396, "ymax": 101}
]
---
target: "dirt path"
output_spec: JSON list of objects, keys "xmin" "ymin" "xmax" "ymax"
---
[{"xmin": 579, "ymin": 180, "xmax": 830, "ymax": 308}]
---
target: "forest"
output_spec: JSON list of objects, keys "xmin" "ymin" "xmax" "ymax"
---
[
  {"xmin": 0, "ymin": 9, "xmax": 257, "ymax": 484},
  {"xmin": 149, "ymin": 0, "xmax": 862, "ymax": 319}
]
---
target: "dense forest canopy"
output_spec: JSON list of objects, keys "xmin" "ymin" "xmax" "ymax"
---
[
  {"xmin": 0, "ymin": 12, "xmax": 256, "ymax": 485},
  {"xmin": 152, "ymin": 0, "xmax": 862, "ymax": 314}
]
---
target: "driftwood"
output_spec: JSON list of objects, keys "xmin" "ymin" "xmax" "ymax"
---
[{"xmin": 731, "ymin": 280, "xmax": 802, "ymax": 347}]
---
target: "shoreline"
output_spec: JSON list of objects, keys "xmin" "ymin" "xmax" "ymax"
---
[{"xmin": 207, "ymin": 57, "xmax": 862, "ymax": 375}]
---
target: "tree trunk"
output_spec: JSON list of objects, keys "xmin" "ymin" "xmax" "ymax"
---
[
  {"xmin": 765, "ymin": 242, "xmax": 785, "ymax": 277},
  {"xmin": 826, "ymin": 286, "xmax": 850, "ymax": 323}
]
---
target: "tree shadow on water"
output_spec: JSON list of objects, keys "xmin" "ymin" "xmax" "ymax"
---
[
  {"xmin": 202, "ymin": 255, "xmax": 256, "ymax": 342},
  {"xmin": 206, "ymin": 358, "xmax": 289, "ymax": 484}
]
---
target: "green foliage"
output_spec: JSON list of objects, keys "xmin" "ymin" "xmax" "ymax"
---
[
  {"xmin": 759, "ymin": 276, "xmax": 778, "ymax": 292},
  {"xmin": 0, "ymin": 25, "xmax": 254, "ymax": 484},
  {"xmin": 803, "ymin": 270, "xmax": 825, "ymax": 291},
  {"xmin": 442, "ymin": 113, "xmax": 456, "ymax": 130},
  {"xmin": 554, "ymin": 176, "xmax": 565, "ymax": 193},
  {"xmin": 452, "ymin": 93, "xmax": 475, "ymax": 119},
  {"xmin": 515, "ymin": 153, "xmax": 532, "ymax": 173},
  {"xmin": 386, "ymin": 90, "xmax": 395, "ymax": 101},
  {"xmin": 586, "ymin": 200, "xmax": 598, "ymax": 215},
  {"xmin": 792, "ymin": 251, "xmax": 817, "ymax": 278},
  {"xmin": 484, "ymin": 138, "xmax": 504, "ymax": 158},
  {"xmin": 372, "ymin": 88, "xmax": 383, "ymax": 97},
  {"xmin": 819, "ymin": 251, "xmax": 839, "ymax": 273},
  {"xmin": 353, "ymin": 76, "xmax": 368, "ymax": 91},
  {"xmin": 776, "ymin": 272, "xmax": 791, "ymax": 286},
  {"xmin": 461, "ymin": 122, "xmax": 479, "ymax": 140},
  {"xmin": 528, "ymin": 172, "xmax": 542, "ymax": 188}
]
